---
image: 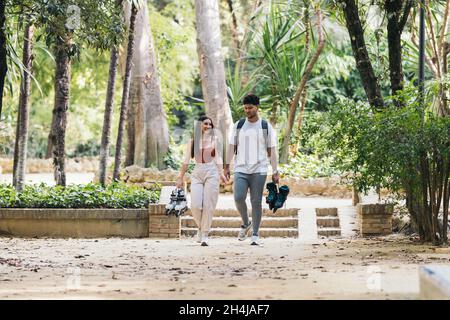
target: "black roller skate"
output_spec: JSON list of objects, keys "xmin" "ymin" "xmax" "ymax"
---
[
  {"xmin": 266, "ymin": 182, "xmax": 278, "ymax": 210},
  {"xmin": 272, "ymin": 185, "xmax": 289, "ymax": 213}
]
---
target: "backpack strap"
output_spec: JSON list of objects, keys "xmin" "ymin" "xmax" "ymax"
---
[
  {"xmin": 261, "ymin": 119, "xmax": 271, "ymax": 157},
  {"xmin": 234, "ymin": 118, "xmax": 246, "ymax": 155}
]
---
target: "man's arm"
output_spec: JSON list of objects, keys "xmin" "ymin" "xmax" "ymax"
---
[
  {"xmin": 268, "ymin": 124, "xmax": 279, "ymax": 183},
  {"xmin": 269, "ymin": 146, "xmax": 278, "ymax": 173},
  {"xmin": 269, "ymin": 146, "xmax": 279, "ymax": 183},
  {"xmin": 224, "ymin": 122, "xmax": 237, "ymax": 179}
]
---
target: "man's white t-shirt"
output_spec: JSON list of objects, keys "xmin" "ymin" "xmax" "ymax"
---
[{"xmin": 229, "ymin": 118, "xmax": 277, "ymax": 174}]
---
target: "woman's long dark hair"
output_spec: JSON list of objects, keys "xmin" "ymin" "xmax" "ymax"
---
[{"xmin": 191, "ymin": 115, "xmax": 216, "ymax": 159}]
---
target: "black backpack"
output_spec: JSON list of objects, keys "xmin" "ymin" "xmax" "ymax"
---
[{"xmin": 234, "ymin": 118, "xmax": 271, "ymax": 157}]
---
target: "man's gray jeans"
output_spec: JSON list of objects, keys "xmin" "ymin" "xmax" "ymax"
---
[{"xmin": 233, "ymin": 172, "xmax": 267, "ymax": 236}]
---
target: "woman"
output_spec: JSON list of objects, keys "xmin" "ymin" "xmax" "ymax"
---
[{"xmin": 176, "ymin": 115, "xmax": 227, "ymax": 246}]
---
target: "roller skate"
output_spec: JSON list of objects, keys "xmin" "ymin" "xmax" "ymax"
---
[
  {"xmin": 266, "ymin": 182, "xmax": 278, "ymax": 210},
  {"xmin": 173, "ymin": 189, "xmax": 188, "ymax": 217},
  {"xmin": 165, "ymin": 188, "xmax": 179, "ymax": 215},
  {"xmin": 272, "ymin": 185, "xmax": 289, "ymax": 213}
]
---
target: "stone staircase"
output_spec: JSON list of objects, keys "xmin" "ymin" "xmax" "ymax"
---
[
  {"xmin": 315, "ymin": 208, "xmax": 341, "ymax": 237},
  {"xmin": 181, "ymin": 208, "xmax": 299, "ymax": 238}
]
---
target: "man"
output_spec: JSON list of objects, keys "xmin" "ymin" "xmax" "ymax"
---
[{"xmin": 224, "ymin": 94, "xmax": 279, "ymax": 245}]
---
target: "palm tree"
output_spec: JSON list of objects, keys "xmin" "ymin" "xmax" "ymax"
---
[
  {"xmin": 13, "ymin": 22, "xmax": 34, "ymax": 191},
  {"xmin": 99, "ymin": 0, "xmax": 123, "ymax": 186},
  {"xmin": 113, "ymin": 1, "xmax": 138, "ymax": 181},
  {"xmin": 99, "ymin": 47, "xmax": 119, "ymax": 186},
  {"xmin": 49, "ymin": 35, "xmax": 72, "ymax": 186},
  {"xmin": 0, "ymin": 0, "xmax": 7, "ymax": 120},
  {"xmin": 12, "ymin": 21, "xmax": 34, "ymax": 191}
]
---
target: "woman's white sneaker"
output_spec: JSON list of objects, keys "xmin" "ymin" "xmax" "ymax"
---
[
  {"xmin": 201, "ymin": 233, "xmax": 209, "ymax": 246},
  {"xmin": 195, "ymin": 229, "xmax": 202, "ymax": 243}
]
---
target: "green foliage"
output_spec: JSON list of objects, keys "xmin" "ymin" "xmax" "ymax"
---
[
  {"xmin": 226, "ymin": 63, "xmax": 256, "ymax": 122},
  {"xmin": 279, "ymin": 153, "xmax": 338, "ymax": 178},
  {"xmin": 0, "ymin": 182, "xmax": 160, "ymax": 208},
  {"xmin": 37, "ymin": 0, "xmax": 125, "ymax": 54},
  {"xmin": 323, "ymin": 84, "xmax": 450, "ymax": 195},
  {"xmin": 246, "ymin": 2, "xmax": 308, "ymax": 119},
  {"xmin": 67, "ymin": 139, "xmax": 101, "ymax": 157},
  {"xmin": 163, "ymin": 139, "xmax": 181, "ymax": 170}
]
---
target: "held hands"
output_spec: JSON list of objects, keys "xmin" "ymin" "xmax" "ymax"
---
[
  {"xmin": 220, "ymin": 173, "xmax": 229, "ymax": 184},
  {"xmin": 223, "ymin": 167, "xmax": 231, "ymax": 182}
]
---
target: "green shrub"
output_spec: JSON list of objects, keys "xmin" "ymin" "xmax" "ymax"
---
[
  {"xmin": 0, "ymin": 182, "xmax": 160, "ymax": 209},
  {"xmin": 323, "ymin": 84, "xmax": 450, "ymax": 243},
  {"xmin": 279, "ymin": 153, "xmax": 338, "ymax": 178}
]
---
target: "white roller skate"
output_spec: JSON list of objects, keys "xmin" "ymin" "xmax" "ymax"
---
[
  {"xmin": 165, "ymin": 188, "xmax": 178, "ymax": 215},
  {"xmin": 174, "ymin": 189, "xmax": 188, "ymax": 217}
]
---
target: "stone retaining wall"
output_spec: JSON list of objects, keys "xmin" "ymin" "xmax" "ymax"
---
[
  {"xmin": 108, "ymin": 165, "xmax": 353, "ymax": 198},
  {"xmin": 0, "ymin": 203, "xmax": 177, "ymax": 238},
  {"xmin": 0, "ymin": 157, "xmax": 107, "ymax": 174},
  {"xmin": 1, "ymin": 159, "xmax": 353, "ymax": 198},
  {"xmin": 0, "ymin": 208, "xmax": 148, "ymax": 238}
]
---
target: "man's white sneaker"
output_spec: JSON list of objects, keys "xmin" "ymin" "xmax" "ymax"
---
[
  {"xmin": 201, "ymin": 233, "xmax": 209, "ymax": 246},
  {"xmin": 250, "ymin": 234, "xmax": 260, "ymax": 246},
  {"xmin": 238, "ymin": 222, "xmax": 252, "ymax": 241}
]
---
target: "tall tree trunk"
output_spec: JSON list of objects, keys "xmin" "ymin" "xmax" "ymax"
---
[
  {"xmin": 342, "ymin": 0, "xmax": 384, "ymax": 108},
  {"xmin": 385, "ymin": 0, "xmax": 412, "ymax": 103},
  {"xmin": 291, "ymin": 88, "xmax": 308, "ymax": 156},
  {"xmin": 113, "ymin": 3, "xmax": 138, "ymax": 182},
  {"xmin": 50, "ymin": 36, "xmax": 71, "ymax": 186},
  {"xmin": 195, "ymin": 0, "xmax": 233, "ymax": 159},
  {"xmin": 442, "ymin": 160, "xmax": 449, "ymax": 244},
  {"xmin": 440, "ymin": 42, "xmax": 450, "ymax": 117},
  {"xmin": 0, "ymin": 1, "xmax": 7, "ymax": 120},
  {"xmin": 12, "ymin": 23, "xmax": 34, "ymax": 191},
  {"xmin": 99, "ymin": 47, "xmax": 119, "ymax": 186},
  {"xmin": 126, "ymin": 0, "xmax": 169, "ymax": 169},
  {"xmin": 280, "ymin": 8, "xmax": 324, "ymax": 164},
  {"xmin": 226, "ymin": 0, "xmax": 240, "ymax": 62},
  {"xmin": 125, "ymin": 97, "xmax": 135, "ymax": 166},
  {"xmin": 291, "ymin": 10, "xmax": 311, "ymax": 157},
  {"xmin": 237, "ymin": 0, "xmax": 262, "ymax": 87},
  {"xmin": 45, "ymin": 122, "xmax": 54, "ymax": 158}
]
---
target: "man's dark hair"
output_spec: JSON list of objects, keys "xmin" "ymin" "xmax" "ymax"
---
[{"xmin": 243, "ymin": 94, "xmax": 259, "ymax": 106}]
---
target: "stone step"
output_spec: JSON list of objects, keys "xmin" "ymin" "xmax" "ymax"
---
[
  {"xmin": 315, "ymin": 208, "xmax": 338, "ymax": 217},
  {"xmin": 316, "ymin": 216, "xmax": 340, "ymax": 228},
  {"xmin": 181, "ymin": 216, "xmax": 298, "ymax": 229},
  {"xmin": 181, "ymin": 227, "xmax": 298, "ymax": 238},
  {"xmin": 317, "ymin": 227, "xmax": 341, "ymax": 237},
  {"xmin": 185, "ymin": 208, "xmax": 299, "ymax": 218}
]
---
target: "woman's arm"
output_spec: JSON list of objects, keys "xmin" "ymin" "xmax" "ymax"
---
[{"xmin": 176, "ymin": 140, "xmax": 192, "ymax": 188}]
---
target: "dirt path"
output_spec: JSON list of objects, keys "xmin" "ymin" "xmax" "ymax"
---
[{"xmin": 1, "ymin": 235, "xmax": 449, "ymax": 299}]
